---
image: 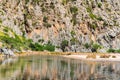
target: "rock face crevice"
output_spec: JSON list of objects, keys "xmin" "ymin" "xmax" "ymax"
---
[{"xmin": 0, "ymin": 0, "xmax": 120, "ymax": 52}]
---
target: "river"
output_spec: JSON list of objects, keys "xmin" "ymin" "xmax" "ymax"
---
[{"xmin": 0, "ymin": 55, "xmax": 120, "ymax": 80}]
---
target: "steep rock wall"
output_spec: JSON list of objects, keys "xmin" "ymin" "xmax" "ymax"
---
[{"xmin": 0, "ymin": 0, "xmax": 120, "ymax": 52}]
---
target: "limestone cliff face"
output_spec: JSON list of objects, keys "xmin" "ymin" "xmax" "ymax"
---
[{"xmin": 0, "ymin": 0, "xmax": 120, "ymax": 52}]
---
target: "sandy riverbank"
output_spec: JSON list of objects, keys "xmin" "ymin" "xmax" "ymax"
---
[
  {"xmin": 63, "ymin": 53, "xmax": 120, "ymax": 61},
  {"xmin": 0, "ymin": 51, "xmax": 73, "ymax": 59},
  {"xmin": 1, "ymin": 51, "xmax": 120, "ymax": 62},
  {"xmin": 15, "ymin": 52, "xmax": 120, "ymax": 62}
]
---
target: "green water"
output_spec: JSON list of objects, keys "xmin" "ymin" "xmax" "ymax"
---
[{"xmin": 0, "ymin": 55, "xmax": 120, "ymax": 80}]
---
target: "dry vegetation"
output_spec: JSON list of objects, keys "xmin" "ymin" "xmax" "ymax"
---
[
  {"xmin": 99, "ymin": 54, "xmax": 111, "ymax": 58},
  {"xmin": 86, "ymin": 54, "xmax": 96, "ymax": 59},
  {"xmin": 112, "ymin": 55, "xmax": 116, "ymax": 58},
  {"xmin": 86, "ymin": 53, "xmax": 117, "ymax": 59}
]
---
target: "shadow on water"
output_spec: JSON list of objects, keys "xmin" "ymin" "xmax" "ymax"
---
[{"xmin": 0, "ymin": 55, "xmax": 120, "ymax": 80}]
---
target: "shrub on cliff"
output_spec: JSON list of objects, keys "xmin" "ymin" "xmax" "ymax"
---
[
  {"xmin": 44, "ymin": 44, "xmax": 55, "ymax": 52},
  {"xmin": 29, "ymin": 43, "xmax": 44, "ymax": 51},
  {"xmin": 98, "ymin": 3, "xmax": 102, "ymax": 8},
  {"xmin": 70, "ymin": 6, "xmax": 78, "ymax": 14},
  {"xmin": 29, "ymin": 41, "xmax": 55, "ymax": 52},
  {"xmin": 84, "ymin": 43, "xmax": 90, "ymax": 49},
  {"xmin": 107, "ymin": 48, "xmax": 115, "ymax": 53},
  {"xmin": 91, "ymin": 43, "xmax": 102, "ymax": 52},
  {"xmin": 107, "ymin": 49, "xmax": 120, "ymax": 53},
  {"xmin": 0, "ymin": 33, "xmax": 33, "ymax": 51},
  {"xmin": 61, "ymin": 40, "xmax": 69, "ymax": 52}
]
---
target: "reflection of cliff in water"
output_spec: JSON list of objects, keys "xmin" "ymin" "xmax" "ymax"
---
[
  {"xmin": 0, "ymin": 58, "xmax": 17, "ymax": 65},
  {"xmin": 0, "ymin": 55, "xmax": 120, "ymax": 80}
]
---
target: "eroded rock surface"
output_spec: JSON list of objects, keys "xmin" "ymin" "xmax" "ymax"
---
[{"xmin": 0, "ymin": 0, "xmax": 120, "ymax": 52}]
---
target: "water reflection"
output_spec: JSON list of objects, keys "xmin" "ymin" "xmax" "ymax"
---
[{"xmin": 0, "ymin": 55, "xmax": 120, "ymax": 80}]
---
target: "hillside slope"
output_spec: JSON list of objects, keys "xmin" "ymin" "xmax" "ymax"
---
[{"xmin": 0, "ymin": 0, "xmax": 120, "ymax": 52}]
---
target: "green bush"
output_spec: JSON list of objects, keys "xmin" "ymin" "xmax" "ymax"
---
[
  {"xmin": 61, "ymin": 40, "xmax": 69, "ymax": 52},
  {"xmin": 97, "ymin": 17, "xmax": 103, "ymax": 21},
  {"xmin": 41, "ymin": 7, "xmax": 47, "ymax": 12},
  {"xmin": 70, "ymin": 6, "xmax": 78, "ymax": 14},
  {"xmin": 107, "ymin": 48, "xmax": 115, "ymax": 53},
  {"xmin": 50, "ymin": 2, "xmax": 55, "ymax": 9},
  {"xmin": 115, "ymin": 49, "xmax": 120, "ymax": 53},
  {"xmin": 103, "ymin": 21, "xmax": 108, "ymax": 26},
  {"xmin": 29, "ymin": 43, "xmax": 44, "ymax": 51},
  {"xmin": 86, "ymin": 7, "xmax": 100, "ymax": 20},
  {"xmin": 25, "ymin": 0, "xmax": 29, "ymax": 4},
  {"xmin": 44, "ymin": 44, "xmax": 55, "ymax": 52},
  {"xmin": 92, "ymin": 44, "xmax": 101, "ymax": 50},
  {"xmin": 90, "ymin": 23, "xmax": 98, "ymax": 29},
  {"xmin": 71, "ymin": 17, "xmax": 77, "ymax": 26},
  {"xmin": 0, "ymin": 19, "xmax": 2, "ymax": 23},
  {"xmin": 71, "ymin": 30, "xmax": 75, "ymax": 37},
  {"xmin": 43, "ymin": 23, "xmax": 51, "ymax": 28},
  {"xmin": 91, "ymin": 43, "xmax": 101, "ymax": 52},
  {"xmin": 0, "ymin": 26, "xmax": 55, "ymax": 52},
  {"xmin": 32, "ymin": 21, "xmax": 37, "ymax": 26},
  {"xmin": 0, "ymin": 28, "xmax": 33, "ymax": 51},
  {"xmin": 70, "ymin": 0, "xmax": 76, "ymax": 2},
  {"xmin": 86, "ymin": 7, "xmax": 92, "ymax": 13},
  {"xmin": 62, "ymin": 0, "xmax": 69, "ymax": 5},
  {"xmin": 0, "ymin": 34, "xmax": 54, "ymax": 52},
  {"xmin": 3, "ymin": 27, "xmax": 9, "ymax": 32},
  {"xmin": 106, "ymin": 8, "xmax": 111, "ymax": 12},
  {"xmin": 0, "ymin": 10, "xmax": 4, "ymax": 15},
  {"xmin": 26, "ymin": 14, "xmax": 32, "ymax": 19},
  {"xmin": 107, "ymin": 49, "xmax": 120, "ymax": 53},
  {"xmin": 0, "ymin": 35, "xmax": 29, "ymax": 51},
  {"xmin": 29, "ymin": 41, "xmax": 55, "ymax": 52},
  {"xmin": 98, "ymin": 3, "xmax": 102, "ymax": 8},
  {"xmin": 38, "ymin": 39, "xmax": 44, "ymax": 43},
  {"xmin": 33, "ymin": 0, "xmax": 40, "ymax": 3},
  {"xmin": 70, "ymin": 38, "xmax": 77, "ymax": 45},
  {"xmin": 89, "ymin": 13, "xmax": 97, "ymax": 19},
  {"xmin": 84, "ymin": 43, "xmax": 90, "ymax": 49},
  {"xmin": 43, "ymin": 16, "xmax": 48, "ymax": 22}
]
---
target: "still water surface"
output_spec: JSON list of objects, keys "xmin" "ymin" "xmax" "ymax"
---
[{"xmin": 0, "ymin": 55, "xmax": 120, "ymax": 80}]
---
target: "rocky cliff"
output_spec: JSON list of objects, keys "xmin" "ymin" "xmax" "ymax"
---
[{"xmin": 0, "ymin": 0, "xmax": 120, "ymax": 52}]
